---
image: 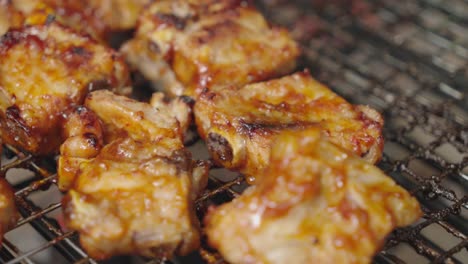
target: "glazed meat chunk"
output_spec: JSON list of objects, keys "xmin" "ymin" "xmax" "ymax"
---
[
  {"xmin": 195, "ymin": 71, "xmax": 383, "ymax": 183},
  {"xmin": 10, "ymin": 0, "xmax": 151, "ymax": 40},
  {"xmin": 0, "ymin": 22, "xmax": 130, "ymax": 155},
  {"xmin": 85, "ymin": 0, "xmax": 152, "ymax": 31},
  {"xmin": 205, "ymin": 129, "xmax": 422, "ymax": 264},
  {"xmin": 121, "ymin": 0, "xmax": 299, "ymax": 97},
  {"xmin": 0, "ymin": 0, "xmax": 23, "ymax": 36},
  {"xmin": 0, "ymin": 178, "xmax": 19, "ymax": 243},
  {"xmin": 58, "ymin": 90, "xmax": 195, "ymax": 191},
  {"xmin": 60, "ymin": 90, "xmax": 208, "ymax": 259},
  {"xmin": 10, "ymin": 0, "xmax": 107, "ymax": 40},
  {"xmin": 63, "ymin": 139, "xmax": 205, "ymax": 259}
]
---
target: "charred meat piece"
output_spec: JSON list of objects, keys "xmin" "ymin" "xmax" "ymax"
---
[
  {"xmin": 121, "ymin": 0, "xmax": 299, "ymax": 97},
  {"xmin": 205, "ymin": 129, "xmax": 422, "ymax": 264},
  {"xmin": 0, "ymin": 22, "xmax": 131, "ymax": 155},
  {"xmin": 0, "ymin": 178, "xmax": 19, "ymax": 243},
  {"xmin": 195, "ymin": 71, "xmax": 383, "ymax": 183},
  {"xmin": 60, "ymin": 90, "xmax": 208, "ymax": 259}
]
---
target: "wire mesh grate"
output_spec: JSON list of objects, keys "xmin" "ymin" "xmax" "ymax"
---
[{"xmin": 1, "ymin": 0, "xmax": 467, "ymax": 263}]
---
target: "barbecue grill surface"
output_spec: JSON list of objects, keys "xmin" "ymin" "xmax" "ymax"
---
[{"xmin": 1, "ymin": 0, "xmax": 467, "ymax": 263}]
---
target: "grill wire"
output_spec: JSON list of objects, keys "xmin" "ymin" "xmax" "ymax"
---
[{"xmin": 1, "ymin": 0, "xmax": 467, "ymax": 263}]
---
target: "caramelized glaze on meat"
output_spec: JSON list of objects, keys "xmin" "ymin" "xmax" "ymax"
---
[
  {"xmin": 85, "ymin": 0, "xmax": 152, "ymax": 31},
  {"xmin": 0, "ymin": 22, "xmax": 131, "ymax": 155},
  {"xmin": 63, "ymin": 139, "xmax": 204, "ymax": 259},
  {"xmin": 26, "ymin": 1, "xmax": 109, "ymax": 41},
  {"xmin": 195, "ymin": 71, "xmax": 384, "ymax": 183},
  {"xmin": 84, "ymin": 90, "xmax": 191, "ymax": 144},
  {"xmin": 121, "ymin": 0, "xmax": 299, "ymax": 97},
  {"xmin": 0, "ymin": 0, "xmax": 23, "ymax": 36},
  {"xmin": 205, "ymin": 129, "xmax": 422, "ymax": 264},
  {"xmin": 10, "ymin": 0, "xmax": 151, "ymax": 40},
  {"xmin": 60, "ymin": 90, "xmax": 208, "ymax": 259},
  {"xmin": 5, "ymin": 0, "xmax": 107, "ymax": 41},
  {"xmin": 58, "ymin": 106, "xmax": 105, "ymax": 191},
  {"xmin": 0, "ymin": 178, "xmax": 18, "ymax": 243}
]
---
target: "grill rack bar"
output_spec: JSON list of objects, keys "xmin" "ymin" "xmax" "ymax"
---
[
  {"xmin": 1, "ymin": 239, "xmax": 34, "ymax": 264},
  {"xmin": 4, "ymin": 232, "xmax": 75, "ymax": 264},
  {"xmin": 0, "ymin": 144, "xmax": 92, "ymax": 264},
  {"xmin": 1, "ymin": 0, "xmax": 467, "ymax": 263}
]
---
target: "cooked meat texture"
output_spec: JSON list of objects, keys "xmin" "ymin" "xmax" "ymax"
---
[
  {"xmin": 85, "ymin": 0, "xmax": 152, "ymax": 31},
  {"xmin": 0, "ymin": 23, "xmax": 131, "ymax": 155},
  {"xmin": 63, "ymin": 139, "xmax": 204, "ymax": 259},
  {"xmin": 195, "ymin": 71, "xmax": 384, "ymax": 183},
  {"xmin": 6, "ymin": 0, "xmax": 107, "ymax": 41},
  {"xmin": 59, "ymin": 90, "xmax": 194, "ymax": 191},
  {"xmin": 121, "ymin": 0, "xmax": 299, "ymax": 97},
  {"xmin": 149, "ymin": 92, "xmax": 193, "ymax": 139},
  {"xmin": 58, "ymin": 106, "xmax": 105, "ymax": 191},
  {"xmin": 84, "ymin": 90, "xmax": 191, "ymax": 144},
  {"xmin": 60, "ymin": 90, "xmax": 208, "ymax": 259},
  {"xmin": 205, "ymin": 129, "xmax": 422, "ymax": 264},
  {"xmin": 0, "ymin": 178, "xmax": 19, "ymax": 243},
  {"xmin": 0, "ymin": 0, "xmax": 23, "ymax": 36},
  {"xmin": 11, "ymin": 0, "xmax": 151, "ymax": 40},
  {"xmin": 28, "ymin": 1, "xmax": 109, "ymax": 41}
]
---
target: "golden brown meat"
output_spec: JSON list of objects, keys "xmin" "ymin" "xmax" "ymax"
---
[
  {"xmin": 0, "ymin": 178, "xmax": 19, "ymax": 243},
  {"xmin": 0, "ymin": 0, "xmax": 23, "ymax": 36},
  {"xmin": 60, "ymin": 90, "xmax": 208, "ymax": 259},
  {"xmin": 63, "ymin": 139, "xmax": 205, "ymax": 259},
  {"xmin": 58, "ymin": 90, "xmax": 194, "ymax": 191},
  {"xmin": 195, "ymin": 71, "xmax": 384, "ymax": 183},
  {"xmin": 28, "ymin": 1, "xmax": 109, "ymax": 41},
  {"xmin": 0, "ymin": 22, "xmax": 131, "ymax": 155},
  {"xmin": 6, "ymin": 0, "xmax": 106, "ymax": 41},
  {"xmin": 58, "ymin": 106, "xmax": 105, "ymax": 191},
  {"xmin": 121, "ymin": 0, "xmax": 300, "ymax": 97},
  {"xmin": 10, "ymin": 0, "xmax": 151, "ymax": 40},
  {"xmin": 84, "ymin": 90, "xmax": 191, "ymax": 144},
  {"xmin": 205, "ymin": 129, "xmax": 422, "ymax": 264},
  {"xmin": 85, "ymin": 0, "xmax": 152, "ymax": 31}
]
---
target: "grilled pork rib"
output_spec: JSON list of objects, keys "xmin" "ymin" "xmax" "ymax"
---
[
  {"xmin": 0, "ymin": 22, "xmax": 130, "ymax": 155},
  {"xmin": 206, "ymin": 129, "xmax": 421, "ymax": 264},
  {"xmin": 60, "ymin": 90, "xmax": 208, "ymax": 259},
  {"xmin": 121, "ymin": 0, "xmax": 299, "ymax": 97},
  {"xmin": 195, "ymin": 71, "xmax": 384, "ymax": 183},
  {"xmin": 6, "ymin": 0, "xmax": 151, "ymax": 40}
]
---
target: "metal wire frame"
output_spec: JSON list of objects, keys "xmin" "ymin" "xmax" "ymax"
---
[
  {"xmin": 0, "ymin": 0, "xmax": 467, "ymax": 263},
  {"xmin": 0, "ymin": 145, "xmax": 94, "ymax": 264}
]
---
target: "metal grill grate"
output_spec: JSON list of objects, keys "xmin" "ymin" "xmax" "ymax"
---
[{"xmin": 1, "ymin": 0, "xmax": 467, "ymax": 263}]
